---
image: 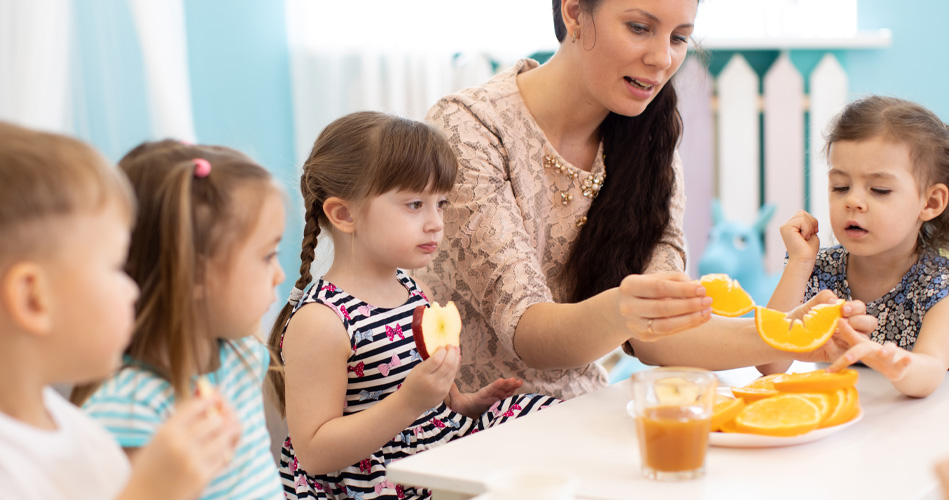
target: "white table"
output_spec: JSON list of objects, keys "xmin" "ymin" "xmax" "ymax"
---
[{"xmin": 389, "ymin": 366, "xmax": 949, "ymax": 500}]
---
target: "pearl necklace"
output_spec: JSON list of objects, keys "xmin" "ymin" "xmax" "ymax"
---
[{"xmin": 542, "ymin": 154, "xmax": 606, "ymax": 227}]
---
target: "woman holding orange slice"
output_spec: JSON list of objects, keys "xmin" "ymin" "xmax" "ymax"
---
[{"xmin": 418, "ymin": 0, "xmax": 878, "ymax": 400}]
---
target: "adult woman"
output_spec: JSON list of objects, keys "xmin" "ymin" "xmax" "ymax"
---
[{"xmin": 419, "ymin": 0, "xmax": 874, "ymax": 399}]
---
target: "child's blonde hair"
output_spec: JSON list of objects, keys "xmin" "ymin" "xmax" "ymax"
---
[
  {"xmin": 266, "ymin": 111, "xmax": 458, "ymax": 415},
  {"xmin": 72, "ymin": 140, "xmax": 279, "ymax": 404},
  {"xmin": 0, "ymin": 122, "xmax": 134, "ymax": 266},
  {"xmin": 825, "ymin": 96, "xmax": 949, "ymax": 251}
]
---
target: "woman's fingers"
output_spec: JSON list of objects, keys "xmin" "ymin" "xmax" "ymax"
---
[
  {"xmin": 633, "ymin": 308, "xmax": 712, "ymax": 341},
  {"xmin": 619, "ymin": 273, "xmax": 704, "ymax": 299},
  {"xmin": 621, "ymin": 295, "xmax": 712, "ymax": 321}
]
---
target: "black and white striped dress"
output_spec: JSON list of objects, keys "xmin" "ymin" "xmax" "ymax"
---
[{"xmin": 278, "ymin": 270, "xmax": 559, "ymax": 500}]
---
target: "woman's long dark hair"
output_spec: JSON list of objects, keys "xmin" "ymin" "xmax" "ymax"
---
[{"xmin": 553, "ymin": 0, "xmax": 682, "ymax": 302}]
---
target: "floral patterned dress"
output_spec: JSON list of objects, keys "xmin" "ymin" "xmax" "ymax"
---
[
  {"xmin": 278, "ymin": 270, "xmax": 559, "ymax": 499},
  {"xmin": 803, "ymin": 245, "xmax": 949, "ymax": 349}
]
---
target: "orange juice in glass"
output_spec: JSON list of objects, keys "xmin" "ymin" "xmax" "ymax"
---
[{"xmin": 630, "ymin": 367, "xmax": 717, "ymax": 481}]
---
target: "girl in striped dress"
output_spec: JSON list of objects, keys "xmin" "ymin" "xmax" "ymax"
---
[
  {"xmin": 267, "ymin": 112, "xmax": 559, "ymax": 500},
  {"xmin": 74, "ymin": 141, "xmax": 288, "ymax": 499}
]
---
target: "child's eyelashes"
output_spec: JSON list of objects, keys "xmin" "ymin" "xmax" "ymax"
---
[
  {"xmin": 831, "ymin": 186, "xmax": 850, "ymax": 193},
  {"xmin": 871, "ymin": 188, "xmax": 891, "ymax": 195},
  {"xmin": 265, "ymin": 250, "xmax": 279, "ymax": 262},
  {"xmin": 406, "ymin": 200, "xmax": 449, "ymax": 210}
]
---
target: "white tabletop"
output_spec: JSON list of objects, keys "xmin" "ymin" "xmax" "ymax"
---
[{"xmin": 389, "ymin": 365, "xmax": 949, "ymax": 500}]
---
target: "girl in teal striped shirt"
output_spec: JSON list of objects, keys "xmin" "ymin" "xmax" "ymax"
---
[{"xmin": 74, "ymin": 140, "xmax": 287, "ymax": 500}]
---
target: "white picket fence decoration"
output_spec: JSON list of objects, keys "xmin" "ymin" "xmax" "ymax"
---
[{"xmin": 680, "ymin": 52, "xmax": 848, "ymax": 276}]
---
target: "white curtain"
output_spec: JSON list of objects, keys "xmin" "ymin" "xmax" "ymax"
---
[
  {"xmin": 0, "ymin": 0, "xmax": 73, "ymax": 132},
  {"xmin": 284, "ymin": 0, "xmax": 554, "ymax": 165},
  {"xmin": 128, "ymin": 0, "xmax": 196, "ymax": 142}
]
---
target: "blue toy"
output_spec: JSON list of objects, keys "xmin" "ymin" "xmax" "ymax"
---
[{"xmin": 697, "ymin": 200, "xmax": 781, "ymax": 308}]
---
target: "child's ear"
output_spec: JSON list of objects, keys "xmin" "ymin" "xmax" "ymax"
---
[
  {"xmin": 323, "ymin": 197, "xmax": 357, "ymax": 234},
  {"xmin": 921, "ymin": 183, "xmax": 949, "ymax": 222},
  {"xmin": 0, "ymin": 262, "xmax": 53, "ymax": 336}
]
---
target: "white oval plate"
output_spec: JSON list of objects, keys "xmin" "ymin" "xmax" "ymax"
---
[
  {"xmin": 709, "ymin": 409, "xmax": 862, "ymax": 448},
  {"xmin": 625, "ymin": 388, "xmax": 863, "ymax": 448},
  {"xmin": 709, "ymin": 386, "xmax": 863, "ymax": 448}
]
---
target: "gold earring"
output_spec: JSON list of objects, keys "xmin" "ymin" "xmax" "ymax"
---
[{"xmin": 571, "ymin": 30, "xmax": 579, "ymax": 43}]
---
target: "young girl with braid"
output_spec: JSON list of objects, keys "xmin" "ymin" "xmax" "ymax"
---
[{"xmin": 267, "ymin": 112, "xmax": 559, "ymax": 500}]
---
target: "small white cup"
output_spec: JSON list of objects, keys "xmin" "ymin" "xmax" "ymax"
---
[{"xmin": 485, "ymin": 468, "xmax": 576, "ymax": 500}]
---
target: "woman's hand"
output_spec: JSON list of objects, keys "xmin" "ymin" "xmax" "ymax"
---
[
  {"xmin": 120, "ymin": 395, "xmax": 241, "ymax": 500},
  {"xmin": 446, "ymin": 378, "xmax": 523, "ymax": 419},
  {"xmin": 780, "ymin": 210, "xmax": 820, "ymax": 264},
  {"xmin": 616, "ymin": 272, "xmax": 712, "ymax": 342},
  {"xmin": 399, "ymin": 346, "xmax": 460, "ymax": 415},
  {"xmin": 795, "ymin": 291, "xmax": 877, "ymax": 363}
]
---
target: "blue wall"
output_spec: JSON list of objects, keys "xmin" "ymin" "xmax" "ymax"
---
[
  {"xmin": 70, "ymin": 0, "xmax": 299, "ymax": 302},
  {"xmin": 183, "ymin": 1, "xmax": 299, "ymax": 301},
  {"xmin": 844, "ymin": 0, "xmax": 949, "ymax": 120}
]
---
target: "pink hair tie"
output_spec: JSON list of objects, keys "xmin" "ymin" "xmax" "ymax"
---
[{"xmin": 193, "ymin": 158, "xmax": 212, "ymax": 178}]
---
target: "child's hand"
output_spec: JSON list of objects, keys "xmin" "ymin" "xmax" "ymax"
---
[
  {"xmin": 780, "ymin": 210, "xmax": 820, "ymax": 264},
  {"xmin": 446, "ymin": 378, "xmax": 523, "ymax": 418},
  {"xmin": 399, "ymin": 346, "xmax": 460, "ymax": 415},
  {"xmin": 796, "ymin": 291, "xmax": 877, "ymax": 363},
  {"xmin": 935, "ymin": 456, "xmax": 949, "ymax": 499},
  {"xmin": 121, "ymin": 395, "xmax": 241, "ymax": 500},
  {"xmin": 828, "ymin": 340, "xmax": 912, "ymax": 382}
]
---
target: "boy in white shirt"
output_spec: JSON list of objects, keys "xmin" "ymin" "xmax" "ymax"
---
[{"xmin": 0, "ymin": 122, "xmax": 241, "ymax": 500}]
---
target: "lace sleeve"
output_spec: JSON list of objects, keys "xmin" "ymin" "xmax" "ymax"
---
[{"xmin": 426, "ymin": 97, "xmax": 554, "ymax": 359}]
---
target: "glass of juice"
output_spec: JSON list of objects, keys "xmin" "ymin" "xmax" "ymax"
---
[{"xmin": 630, "ymin": 367, "xmax": 718, "ymax": 481}]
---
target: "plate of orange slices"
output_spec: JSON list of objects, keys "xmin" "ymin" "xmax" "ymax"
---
[{"xmin": 709, "ymin": 369, "xmax": 863, "ymax": 448}]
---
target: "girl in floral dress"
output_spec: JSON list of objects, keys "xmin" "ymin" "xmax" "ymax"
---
[{"xmin": 771, "ymin": 96, "xmax": 949, "ymax": 397}]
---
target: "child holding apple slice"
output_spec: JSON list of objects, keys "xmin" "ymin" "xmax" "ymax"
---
[{"xmin": 266, "ymin": 112, "xmax": 559, "ymax": 500}]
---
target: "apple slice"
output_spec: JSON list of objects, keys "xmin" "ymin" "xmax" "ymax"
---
[
  {"xmin": 195, "ymin": 377, "xmax": 223, "ymax": 419},
  {"xmin": 411, "ymin": 301, "xmax": 462, "ymax": 360}
]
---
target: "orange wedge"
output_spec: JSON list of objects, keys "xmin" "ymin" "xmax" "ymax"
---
[
  {"xmin": 710, "ymin": 396, "xmax": 745, "ymax": 431},
  {"xmin": 755, "ymin": 300, "xmax": 845, "ymax": 352},
  {"xmin": 772, "ymin": 369, "xmax": 858, "ymax": 392},
  {"xmin": 730, "ymin": 374, "xmax": 781, "ymax": 402},
  {"xmin": 699, "ymin": 274, "xmax": 755, "ymax": 317},
  {"xmin": 734, "ymin": 394, "xmax": 822, "ymax": 437}
]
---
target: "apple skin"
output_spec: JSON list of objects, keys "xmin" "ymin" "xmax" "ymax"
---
[{"xmin": 412, "ymin": 305, "xmax": 431, "ymax": 360}]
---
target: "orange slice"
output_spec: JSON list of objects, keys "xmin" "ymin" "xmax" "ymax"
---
[
  {"xmin": 699, "ymin": 274, "xmax": 755, "ymax": 317},
  {"xmin": 710, "ymin": 396, "xmax": 745, "ymax": 431},
  {"xmin": 772, "ymin": 369, "xmax": 858, "ymax": 392},
  {"xmin": 734, "ymin": 394, "xmax": 822, "ymax": 437},
  {"xmin": 819, "ymin": 388, "xmax": 852, "ymax": 428},
  {"xmin": 840, "ymin": 386, "xmax": 861, "ymax": 424},
  {"xmin": 730, "ymin": 374, "xmax": 781, "ymax": 402},
  {"xmin": 796, "ymin": 392, "xmax": 833, "ymax": 424},
  {"xmin": 718, "ymin": 420, "xmax": 742, "ymax": 433},
  {"xmin": 755, "ymin": 300, "xmax": 845, "ymax": 352}
]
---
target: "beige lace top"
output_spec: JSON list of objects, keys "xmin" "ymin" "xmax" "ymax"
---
[{"xmin": 417, "ymin": 59, "xmax": 687, "ymax": 400}]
